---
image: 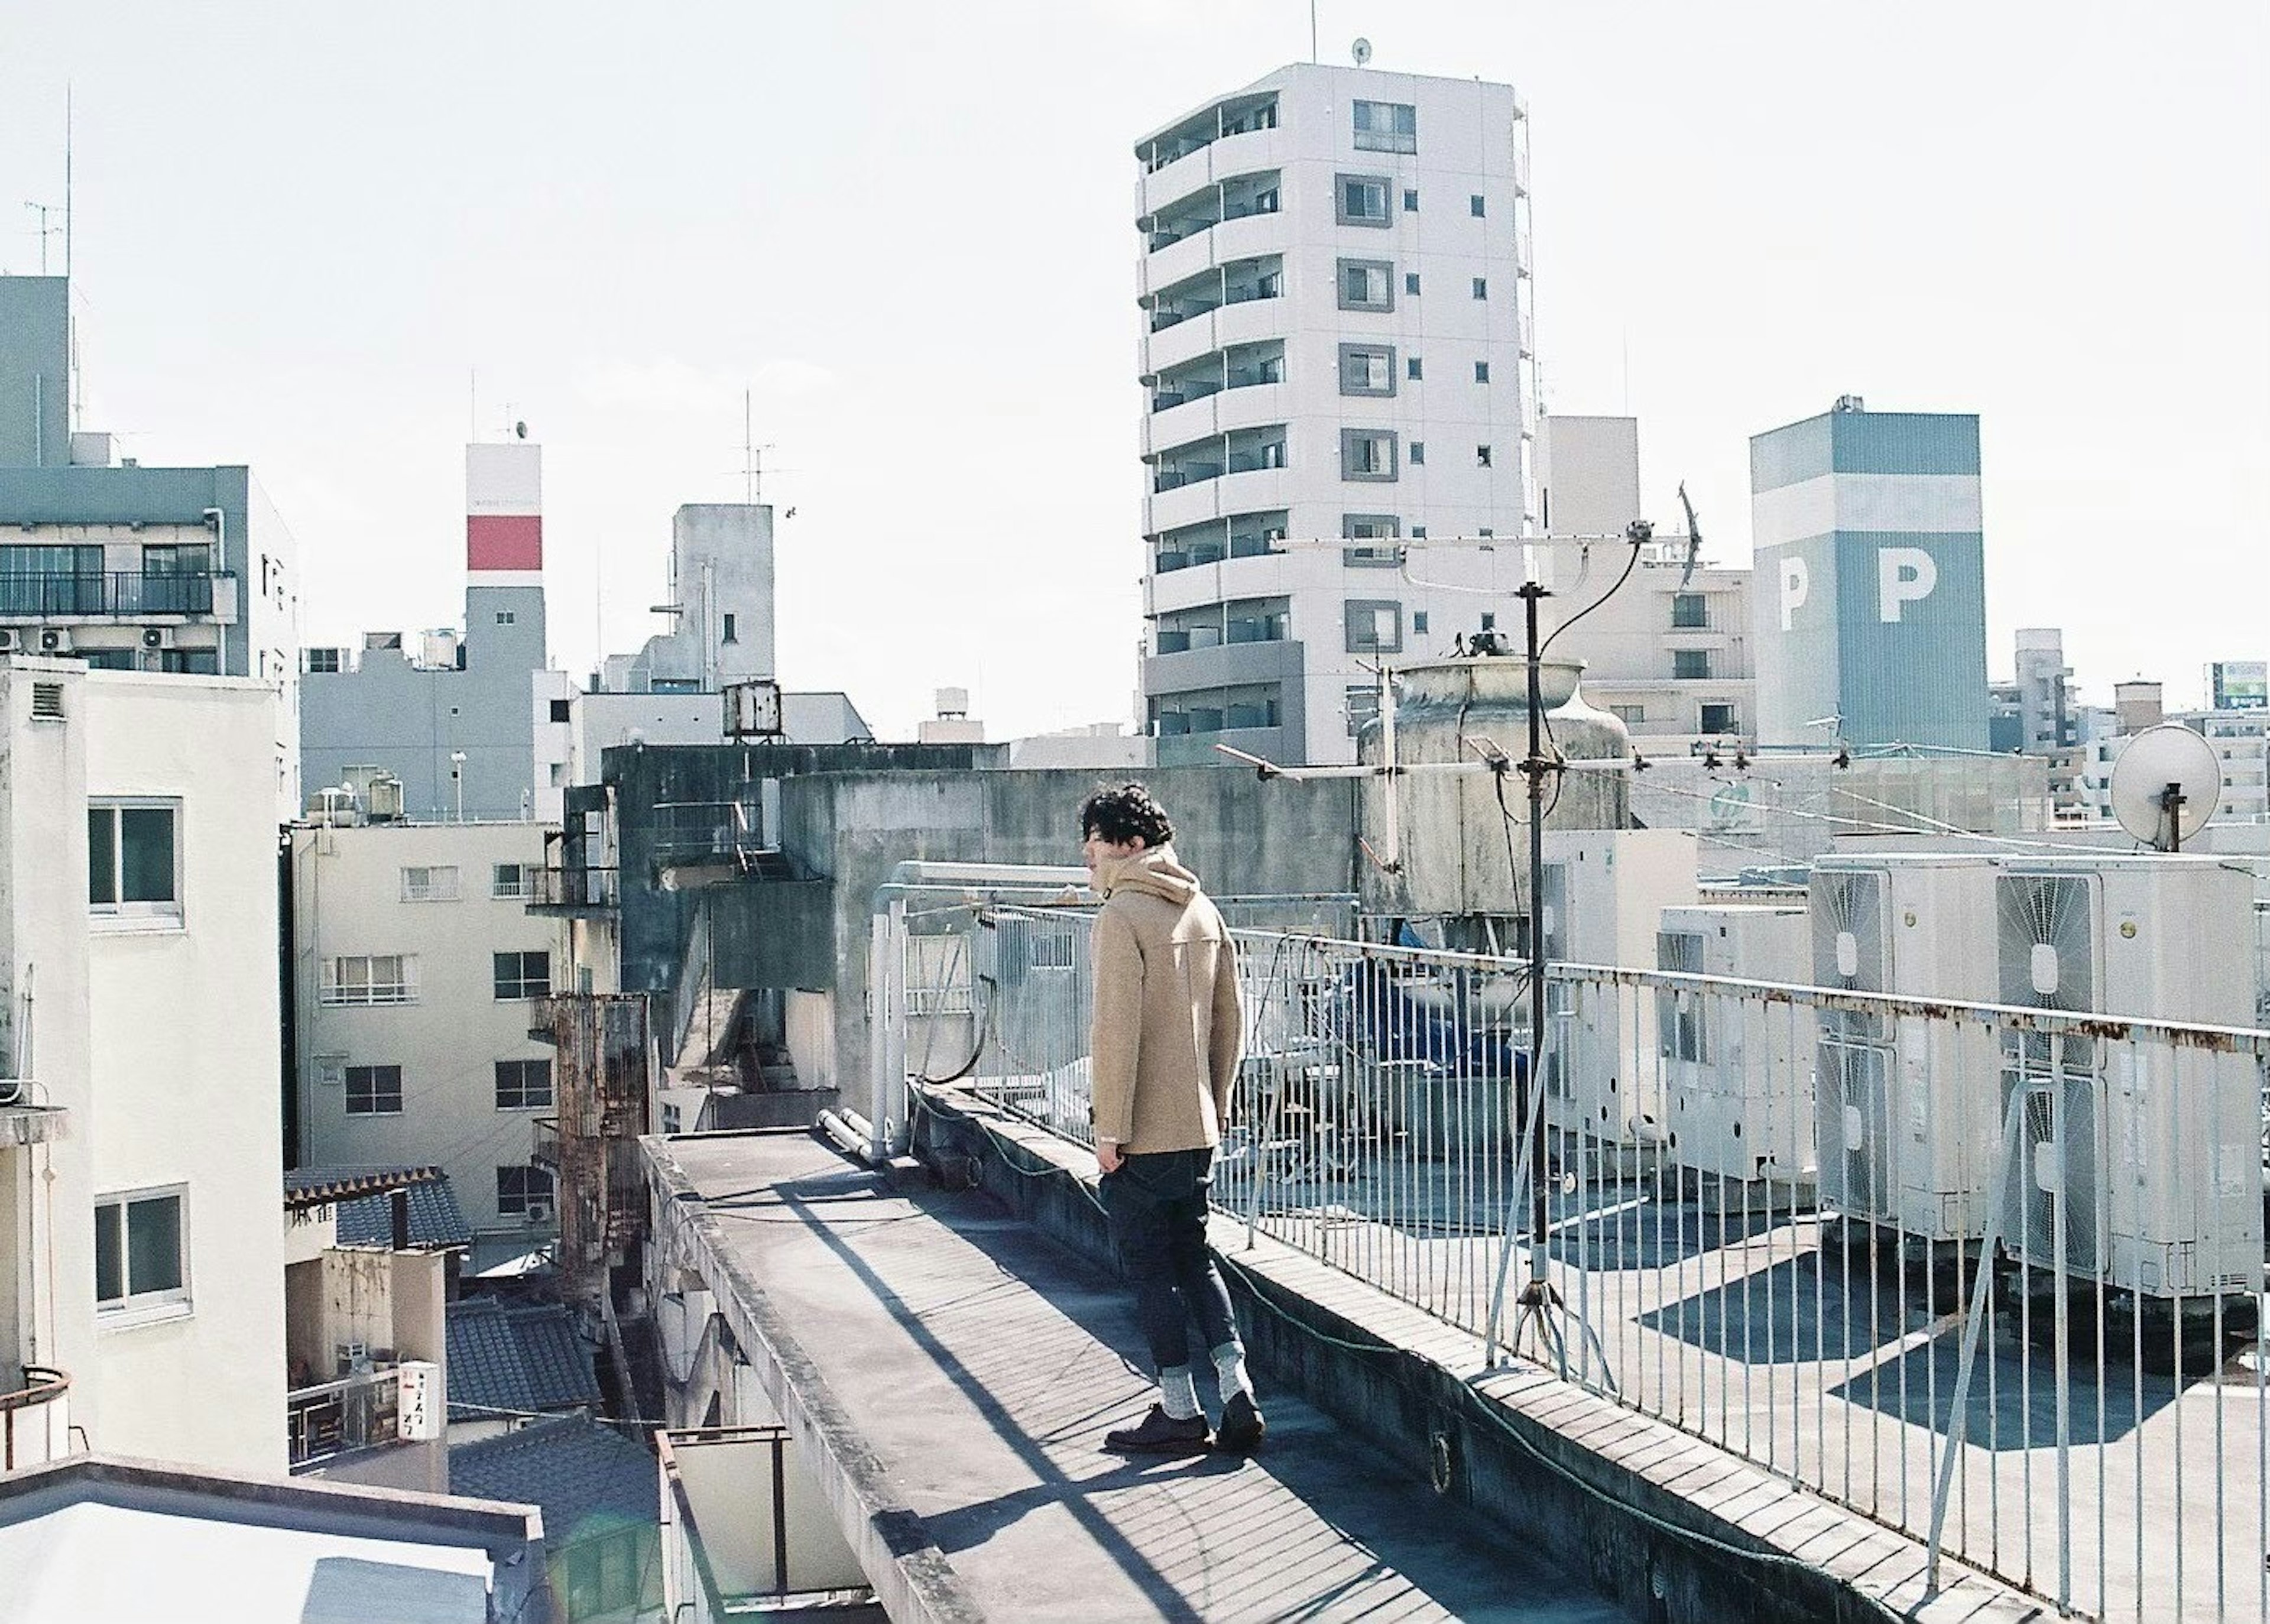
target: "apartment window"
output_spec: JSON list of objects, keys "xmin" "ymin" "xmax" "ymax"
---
[
  {"xmin": 494, "ymin": 1059, "xmax": 553, "ymax": 1110},
  {"xmin": 495, "ymin": 610, "xmax": 515, "ymax": 625},
  {"xmin": 722, "ymin": 612, "xmax": 738, "ymax": 644},
  {"xmin": 1406, "ymin": 356, "xmax": 1423, "ymax": 382},
  {"xmin": 1470, "ymin": 193, "xmax": 1487, "ymax": 218},
  {"xmin": 1476, "ymin": 445, "xmax": 1493, "ymax": 468},
  {"xmin": 1402, "ymin": 187, "xmax": 1419, "ymax": 211},
  {"xmin": 322, "ymin": 955, "xmax": 416, "ymax": 1006},
  {"xmin": 494, "ymin": 950, "xmax": 552, "ymax": 1001},
  {"xmin": 497, "ymin": 1165, "xmax": 555, "ymax": 1220},
  {"xmin": 1700, "ymin": 703, "xmax": 1738, "ymax": 734},
  {"xmin": 1345, "ymin": 601, "xmax": 1403, "ymax": 655},
  {"xmin": 1342, "ymin": 513, "xmax": 1402, "ymax": 568},
  {"xmin": 87, "ymin": 801, "xmax": 181, "ymax": 919},
  {"xmin": 1351, "ymin": 101, "xmax": 1417, "ymax": 154},
  {"xmin": 1474, "ymin": 360, "xmax": 1491, "ymax": 383},
  {"xmin": 1671, "ymin": 593, "xmax": 1708, "ymax": 630},
  {"xmin": 1338, "ymin": 344, "xmax": 1396, "ymax": 397},
  {"xmin": 1472, "ymin": 277, "xmax": 1488, "ymax": 300},
  {"xmin": 159, "ymin": 650, "xmax": 219, "ymax": 676},
  {"xmin": 1412, "ymin": 611, "xmax": 1429, "ymax": 634},
  {"xmin": 1340, "ymin": 429, "xmax": 1399, "ymax": 482},
  {"xmin": 1335, "ymin": 173, "xmax": 1392, "ymax": 226},
  {"xmin": 492, "ymin": 863, "xmax": 536, "ymax": 900},
  {"xmin": 344, "ymin": 1065, "xmax": 404, "ymax": 1117},
  {"xmin": 399, "ymin": 865, "xmax": 460, "ymax": 903},
  {"xmin": 549, "ymin": 698, "xmax": 572, "ymax": 723},
  {"xmin": 1336, "ymin": 258, "xmax": 1393, "ymax": 312},
  {"xmin": 95, "ymin": 1188, "xmax": 187, "ymax": 1315},
  {"xmin": 1673, "ymin": 649, "xmax": 1712, "ymax": 680},
  {"xmin": 1409, "ymin": 525, "xmax": 1428, "ymax": 539},
  {"xmin": 1409, "ymin": 442, "xmax": 1425, "ymax": 465},
  {"xmin": 306, "ymin": 648, "xmax": 342, "ymax": 674},
  {"xmin": 1610, "ymin": 704, "xmax": 1648, "ymax": 726},
  {"xmin": 1403, "ymin": 272, "xmax": 1421, "ymax": 296}
]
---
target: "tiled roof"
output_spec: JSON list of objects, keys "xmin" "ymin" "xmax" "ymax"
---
[
  {"xmin": 445, "ymin": 1298, "xmax": 601, "ymax": 1420},
  {"xmin": 335, "ymin": 1175, "xmax": 475, "ymax": 1252},
  {"xmin": 447, "ymin": 1414, "xmax": 656, "ymax": 1547},
  {"xmin": 283, "ymin": 1164, "xmax": 441, "ymax": 1211}
]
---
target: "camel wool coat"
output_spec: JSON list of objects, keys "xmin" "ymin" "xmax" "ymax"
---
[{"xmin": 1087, "ymin": 845, "xmax": 1245, "ymax": 1154}]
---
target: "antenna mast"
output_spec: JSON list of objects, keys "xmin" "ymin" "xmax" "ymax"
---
[{"xmin": 63, "ymin": 85, "xmax": 72, "ymax": 282}]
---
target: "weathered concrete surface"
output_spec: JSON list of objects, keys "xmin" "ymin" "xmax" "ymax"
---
[
  {"xmin": 913, "ymin": 1087, "xmax": 2053, "ymax": 1624},
  {"xmin": 651, "ymin": 1127, "xmax": 1633, "ymax": 1623}
]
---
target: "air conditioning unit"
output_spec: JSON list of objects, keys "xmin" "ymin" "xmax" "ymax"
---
[
  {"xmin": 1539, "ymin": 830, "xmax": 1700, "ymax": 1155},
  {"xmin": 1808, "ymin": 855, "xmax": 2001, "ymax": 1244},
  {"xmin": 0, "ymin": 629, "xmax": 20, "ymax": 653},
  {"xmin": 1993, "ymin": 855, "xmax": 2260, "ymax": 1298},
  {"xmin": 140, "ymin": 627, "xmax": 173, "ymax": 650},
  {"xmin": 1657, "ymin": 903, "xmax": 1813, "ymax": 1187},
  {"xmin": 522, "ymin": 1201, "xmax": 553, "ymax": 1226},
  {"xmin": 37, "ymin": 628, "xmax": 70, "ymax": 654}
]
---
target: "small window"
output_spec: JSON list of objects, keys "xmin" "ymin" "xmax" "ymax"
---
[
  {"xmin": 1481, "ymin": 612, "xmax": 1497, "ymax": 632},
  {"xmin": 1476, "ymin": 445, "xmax": 1493, "ymax": 468},
  {"xmin": 495, "ymin": 610, "xmax": 515, "ymax": 625},
  {"xmin": 1402, "ymin": 187, "xmax": 1419, "ymax": 212},
  {"xmin": 1700, "ymin": 703, "xmax": 1738, "ymax": 734},
  {"xmin": 1406, "ymin": 356, "xmax": 1423, "ymax": 381},
  {"xmin": 1674, "ymin": 649, "xmax": 1712, "ymax": 680},
  {"xmin": 493, "ymin": 950, "xmax": 552, "ymax": 1001},
  {"xmin": 1337, "ymin": 258, "xmax": 1393, "ymax": 312},
  {"xmin": 1410, "ymin": 442, "xmax": 1425, "ymax": 465},
  {"xmin": 1340, "ymin": 429, "xmax": 1399, "ymax": 482},
  {"xmin": 1335, "ymin": 173, "xmax": 1392, "ymax": 225},
  {"xmin": 1470, "ymin": 193, "xmax": 1487, "ymax": 218},
  {"xmin": 1403, "ymin": 272, "xmax": 1421, "ymax": 296},
  {"xmin": 314, "ymin": 1055, "xmax": 346, "ymax": 1089},
  {"xmin": 345, "ymin": 1065, "xmax": 404, "ymax": 1117},
  {"xmin": 549, "ymin": 698, "xmax": 572, "ymax": 723},
  {"xmin": 1472, "ymin": 277, "xmax": 1489, "ymax": 300},
  {"xmin": 1610, "ymin": 704, "xmax": 1648, "ymax": 725},
  {"xmin": 492, "ymin": 863, "xmax": 535, "ymax": 900},
  {"xmin": 304, "ymin": 649, "xmax": 342, "ymax": 675},
  {"xmin": 1478, "ymin": 527, "xmax": 1496, "ymax": 538},
  {"xmin": 722, "ymin": 612, "xmax": 737, "ymax": 644},
  {"xmin": 399, "ymin": 865, "xmax": 461, "ymax": 903},
  {"xmin": 321, "ymin": 955, "xmax": 417, "ymax": 1006},
  {"xmin": 1338, "ymin": 344, "xmax": 1396, "ymax": 397},
  {"xmin": 1351, "ymin": 101, "xmax": 1417, "ymax": 153},
  {"xmin": 1671, "ymin": 593, "xmax": 1708, "ymax": 630},
  {"xmin": 95, "ymin": 1188, "xmax": 187, "ymax": 1314},
  {"xmin": 494, "ymin": 1059, "xmax": 553, "ymax": 1110},
  {"xmin": 1409, "ymin": 526, "xmax": 1428, "ymax": 539},
  {"xmin": 1412, "ymin": 611, "xmax": 1429, "ymax": 634},
  {"xmin": 88, "ymin": 801, "xmax": 181, "ymax": 919},
  {"xmin": 1474, "ymin": 361, "xmax": 1491, "ymax": 383},
  {"xmin": 497, "ymin": 1165, "xmax": 555, "ymax": 1220},
  {"xmin": 1345, "ymin": 601, "xmax": 1403, "ymax": 655}
]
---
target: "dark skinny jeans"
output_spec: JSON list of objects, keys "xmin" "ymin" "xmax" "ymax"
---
[{"xmin": 1101, "ymin": 1147, "xmax": 1240, "ymax": 1375}]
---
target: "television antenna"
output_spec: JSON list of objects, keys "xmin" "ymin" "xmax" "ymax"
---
[{"xmin": 2109, "ymin": 724, "xmax": 2221, "ymax": 852}]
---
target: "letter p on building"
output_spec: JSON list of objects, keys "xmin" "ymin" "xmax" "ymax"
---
[
  {"xmin": 1877, "ymin": 546, "xmax": 1938, "ymax": 623},
  {"xmin": 1778, "ymin": 556, "xmax": 1810, "ymax": 631}
]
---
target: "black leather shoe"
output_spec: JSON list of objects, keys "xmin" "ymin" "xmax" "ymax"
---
[
  {"xmin": 1104, "ymin": 1404, "xmax": 1210, "ymax": 1454},
  {"xmin": 1216, "ymin": 1391, "xmax": 1266, "ymax": 1454}
]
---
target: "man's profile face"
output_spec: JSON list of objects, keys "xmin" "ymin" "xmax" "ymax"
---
[{"xmin": 1082, "ymin": 826, "xmax": 1146, "ymax": 878}]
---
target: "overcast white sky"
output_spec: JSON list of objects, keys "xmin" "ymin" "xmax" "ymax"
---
[{"xmin": 2, "ymin": 2, "xmax": 2263, "ymax": 735}]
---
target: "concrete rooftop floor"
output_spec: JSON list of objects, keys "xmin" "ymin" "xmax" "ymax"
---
[{"xmin": 663, "ymin": 1130, "xmax": 1634, "ymax": 1623}]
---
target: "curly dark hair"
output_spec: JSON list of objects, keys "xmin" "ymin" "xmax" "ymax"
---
[{"xmin": 1079, "ymin": 782, "xmax": 1175, "ymax": 848}]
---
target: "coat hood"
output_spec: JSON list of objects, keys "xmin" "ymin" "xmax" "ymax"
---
[{"xmin": 1092, "ymin": 843, "xmax": 1202, "ymax": 906}]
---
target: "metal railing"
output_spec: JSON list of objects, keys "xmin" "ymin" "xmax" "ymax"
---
[
  {"xmin": 287, "ymin": 1367, "xmax": 402, "ymax": 1467},
  {"xmin": 1, "ymin": 1365, "xmax": 71, "ymax": 1471},
  {"xmin": 0, "ymin": 570, "xmax": 234, "ymax": 617},
  {"xmin": 896, "ymin": 905, "xmax": 2270, "ymax": 1623},
  {"xmin": 527, "ymin": 866, "xmax": 619, "ymax": 912}
]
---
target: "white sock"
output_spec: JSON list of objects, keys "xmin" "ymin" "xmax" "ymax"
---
[
  {"xmin": 1211, "ymin": 1342, "xmax": 1254, "ymax": 1403},
  {"xmin": 1158, "ymin": 1366, "xmax": 1201, "ymax": 1421}
]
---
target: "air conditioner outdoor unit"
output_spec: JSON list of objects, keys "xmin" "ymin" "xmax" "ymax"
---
[
  {"xmin": 0, "ymin": 629, "xmax": 20, "ymax": 653},
  {"xmin": 1540, "ymin": 829, "xmax": 1700, "ymax": 1157},
  {"xmin": 1809, "ymin": 855, "xmax": 2001, "ymax": 1245},
  {"xmin": 141, "ymin": 627, "xmax": 172, "ymax": 650},
  {"xmin": 1993, "ymin": 855, "xmax": 2260, "ymax": 1298},
  {"xmin": 523, "ymin": 1201, "xmax": 553, "ymax": 1226},
  {"xmin": 37, "ymin": 628, "xmax": 70, "ymax": 654},
  {"xmin": 1657, "ymin": 903, "xmax": 1812, "ymax": 1187}
]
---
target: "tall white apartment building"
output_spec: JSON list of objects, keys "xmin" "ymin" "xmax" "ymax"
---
[
  {"xmin": 0, "ymin": 660, "xmax": 287, "ymax": 1476},
  {"xmin": 1137, "ymin": 63, "xmax": 1536, "ymax": 766}
]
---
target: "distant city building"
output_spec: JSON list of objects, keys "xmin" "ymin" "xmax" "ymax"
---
[
  {"xmin": 2210, "ymin": 659, "xmax": 2268, "ymax": 712},
  {"xmin": 1538, "ymin": 416, "xmax": 1755, "ymax": 744},
  {"xmin": 2114, "ymin": 679, "xmax": 2164, "ymax": 736},
  {"xmin": 916, "ymin": 687, "xmax": 985, "ymax": 745},
  {"xmin": 0, "ymin": 277, "xmax": 301, "ymax": 812},
  {"xmin": 1749, "ymin": 397, "xmax": 1988, "ymax": 751},
  {"xmin": 1136, "ymin": 61, "xmax": 1537, "ymax": 766}
]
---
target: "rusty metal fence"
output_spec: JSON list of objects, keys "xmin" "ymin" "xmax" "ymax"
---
[{"xmin": 894, "ymin": 903, "xmax": 2270, "ymax": 1623}]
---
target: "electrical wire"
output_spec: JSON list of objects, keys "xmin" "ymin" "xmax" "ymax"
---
[{"xmin": 1537, "ymin": 539, "xmax": 1643, "ymax": 660}]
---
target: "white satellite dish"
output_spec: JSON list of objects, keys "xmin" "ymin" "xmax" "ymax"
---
[
  {"xmin": 1351, "ymin": 37, "xmax": 1372, "ymax": 66},
  {"xmin": 2109, "ymin": 724, "xmax": 2222, "ymax": 851}
]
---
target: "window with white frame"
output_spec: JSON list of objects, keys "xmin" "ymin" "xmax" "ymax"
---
[
  {"xmin": 344, "ymin": 1064, "xmax": 404, "ymax": 1116},
  {"xmin": 497, "ymin": 1164, "xmax": 554, "ymax": 1220},
  {"xmin": 87, "ymin": 800, "xmax": 181, "ymax": 919},
  {"xmin": 95, "ymin": 1187, "xmax": 187, "ymax": 1314},
  {"xmin": 320, "ymin": 954, "xmax": 417, "ymax": 1006},
  {"xmin": 492, "ymin": 863, "xmax": 536, "ymax": 900},
  {"xmin": 399, "ymin": 865, "xmax": 461, "ymax": 903},
  {"xmin": 1351, "ymin": 101, "xmax": 1417, "ymax": 153},
  {"xmin": 494, "ymin": 1059, "xmax": 553, "ymax": 1110},
  {"xmin": 493, "ymin": 951, "xmax": 551, "ymax": 1001}
]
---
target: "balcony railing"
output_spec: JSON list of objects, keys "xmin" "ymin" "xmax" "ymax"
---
[
  {"xmin": 287, "ymin": 1367, "xmax": 402, "ymax": 1467},
  {"xmin": 1, "ymin": 1364, "xmax": 71, "ymax": 1470},
  {"xmin": 532, "ymin": 1116, "xmax": 560, "ymax": 1170},
  {"xmin": 0, "ymin": 571, "xmax": 235, "ymax": 618},
  {"xmin": 527, "ymin": 866, "xmax": 620, "ymax": 915}
]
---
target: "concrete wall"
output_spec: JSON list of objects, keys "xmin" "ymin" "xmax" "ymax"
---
[{"xmin": 0, "ymin": 277, "xmax": 70, "ymax": 469}]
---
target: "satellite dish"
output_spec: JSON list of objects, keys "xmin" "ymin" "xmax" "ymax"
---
[
  {"xmin": 2109, "ymin": 724, "xmax": 2222, "ymax": 851},
  {"xmin": 1351, "ymin": 37, "xmax": 1372, "ymax": 66},
  {"xmin": 514, "ymin": 420, "xmax": 528, "ymax": 440}
]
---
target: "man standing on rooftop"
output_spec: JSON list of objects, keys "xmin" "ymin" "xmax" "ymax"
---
[{"xmin": 1080, "ymin": 782, "xmax": 1265, "ymax": 1455}]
